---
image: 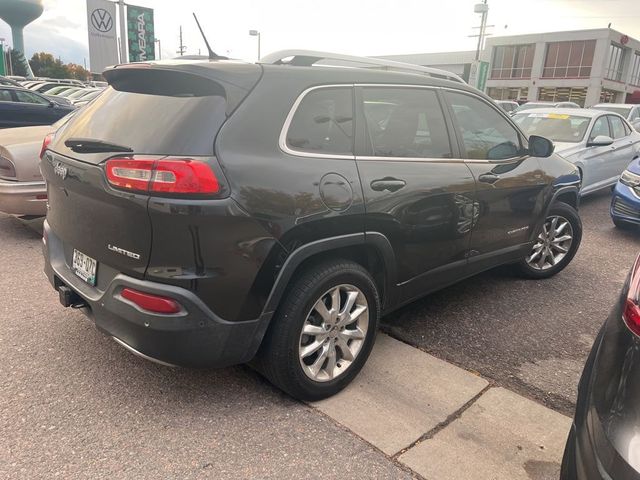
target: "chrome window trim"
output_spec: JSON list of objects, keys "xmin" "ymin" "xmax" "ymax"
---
[
  {"xmin": 280, "ymin": 82, "xmax": 529, "ymax": 163},
  {"xmin": 356, "ymin": 156, "xmax": 460, "ymax": 163},
  {"xmin": 279, "ymin": 84, "xmax": 356, "ymax": 160}
]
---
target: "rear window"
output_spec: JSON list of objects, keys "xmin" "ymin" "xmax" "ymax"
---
[{"xmin": 59, "ymin": 70, "xmax": 227, "ymax": 156}]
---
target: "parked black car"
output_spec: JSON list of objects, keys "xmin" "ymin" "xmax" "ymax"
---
[
  {"xmin": 41, "ymin": 52, "xmax": 582, "ymax": 401},
  {"xmin": 562, "ymin": 253, "xmax": 640, "ymax": 479},
  {"xmin": 0, "ymin": 86, "xmax": 74, "ymax": 129}
]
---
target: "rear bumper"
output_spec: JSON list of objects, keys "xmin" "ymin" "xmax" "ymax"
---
[
  {"xmin": 43, "ymin": 221, "xmax": 272, "ymax": 368},
  {"xmin": 562, "ymin": 300, "xmax": 640, "ymax": 480},
  {"xmin": 0, "ymin": 179, "xmax": 47, "ymax": 216}
]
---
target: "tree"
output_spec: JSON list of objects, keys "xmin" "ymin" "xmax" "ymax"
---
[
  {"xmin": 28, "ymin": 52, "xmax": 90, "ymax": 80},
  {"xmin": 9, "ymin": 50, "xmax": 28, "ymax": 77}
]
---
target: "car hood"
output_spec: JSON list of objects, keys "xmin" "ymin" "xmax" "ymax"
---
[{"xmin": 0, "ymin": 124, "xmax": 53, "ymax": 182}]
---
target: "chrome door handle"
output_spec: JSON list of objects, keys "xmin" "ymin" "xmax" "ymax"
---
[
  {"xmin": 370, "ymin": 177, "xmax": 406, "ymax": 192},
  {"xmin": 478, "ymin": 173, "xmax": 500, "ymax": 184}
]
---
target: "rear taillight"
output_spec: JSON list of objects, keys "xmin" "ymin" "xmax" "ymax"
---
[
  {"xmin": 105, "ymin": 158, "xmax": 219, "ymax": 195},
  {"xmin": 40, "ymin": 133, "xmax": 53, "ymax": 160},
  {"xmin": 121, "ymin": 288, "xmax": 182, "ymax": 314},
  {"xmin": 623, "ymin": 255, "xmax": 640, "ymax": 336}
]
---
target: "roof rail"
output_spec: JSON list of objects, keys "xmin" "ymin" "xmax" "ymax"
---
[{"xmin": 259, "ymin": 50, "xmax": 466, "ymax": 84}]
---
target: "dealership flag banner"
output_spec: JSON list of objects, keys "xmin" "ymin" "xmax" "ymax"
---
[
  {"xmin": 127, "ymin": 5, "xmax": 155, "ymax": 62},
  {"xmin": 86, "ymin": 0, "xmax": 119, "ymax": 73}
]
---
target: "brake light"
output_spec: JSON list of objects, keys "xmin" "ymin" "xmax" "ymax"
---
[
  {"xmin": 105, "ymin": 158, "xmax": 219, "ymax": 195},
  {"xmin": 121, "ymin": 288, "xmax": 182, "ymax": 314},
  {"xmin": 40, "ymin": 133, "xmax": 53, "ymax": 159},
  {"xmin": 623, "ymin": 255, "xmax": 640, "ymax": 336}
]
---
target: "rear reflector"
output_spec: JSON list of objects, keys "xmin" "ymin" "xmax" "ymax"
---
[
  {"xmin": 623, "ymin": 254, "xmax": 640, "ymax": 336},
  {"xmin": 121, "ymin": 288, "xmax": 182, "ymax": 314},
  {"xmin": 40, "ymin": 133, "xmax": 53, "ymax": 160},
  {"xmin": 105, "ymin": 157, "xmax": 219, "ymax": 195}
]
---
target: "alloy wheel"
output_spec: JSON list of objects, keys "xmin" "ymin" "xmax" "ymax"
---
[
  {"xmin": 526, "ymin": 215, "xmax": 574, "ymax": 271},
  {"xmin": 298, "ymin": 284, "xmax": 369, "ymax": 382}
]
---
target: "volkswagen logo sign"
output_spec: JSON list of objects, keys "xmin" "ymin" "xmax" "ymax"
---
[{"xmin": 91, "ymin": 8, "xmax": 113, "ymax": 33}]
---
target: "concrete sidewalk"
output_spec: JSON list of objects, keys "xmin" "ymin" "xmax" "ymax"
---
[{"xmin": 312, "ymin": 334, "xmax": 571, "ymax": 480}]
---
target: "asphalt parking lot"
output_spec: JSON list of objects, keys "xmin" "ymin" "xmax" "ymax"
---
[
  {"xmin": 383, "ymin": 189, "xmax": 639, "ymax": 415},
  {"xmin": 1, "ymin": 189, "xmax": 637, "ymax": 478}
]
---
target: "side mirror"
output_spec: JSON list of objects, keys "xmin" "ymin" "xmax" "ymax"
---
[
  {"xmin": 48, "ymin": 101, "xmax": 56, "ymax": 108},
  {"xmin": 632, "ymin": 120, "xmax": 640, "ymax": 132},
  {"xmin": 587, "ymin": 135, "xmax": 614, "ymax": 147},
  {"xmin": 528, "ymin": 135, "xmax": 554, "ymax": 158}
]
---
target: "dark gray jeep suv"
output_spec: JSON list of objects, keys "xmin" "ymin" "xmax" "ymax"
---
[{"xmin": 41, "ymin": 51, "xmax": 582, "ymax": 400}]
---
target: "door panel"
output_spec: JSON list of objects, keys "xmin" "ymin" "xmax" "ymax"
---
[
  {"xmin": 608, "ymin": 115, "xmax": 636, "ymax": 180},
  {"xmin": 355, "ymin": 86, "xmax": 476, "ymax": 303},
  {"xmin": 443, "ymin": 89, "xmax": 549, "ymax": 270}
]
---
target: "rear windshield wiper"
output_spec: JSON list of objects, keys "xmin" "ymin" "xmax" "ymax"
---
[{"xmin": 64, "ymin": 138, "xmax": 134, "ymax": 154}]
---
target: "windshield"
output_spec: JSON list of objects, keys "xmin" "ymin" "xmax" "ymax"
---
[
  {"xmin": 591, "ymin": 106, "xmax": 631, "ymax": 117},
  {"xmin": 513, "ymin": 112, "xmax": 591, "ymax": 143}
]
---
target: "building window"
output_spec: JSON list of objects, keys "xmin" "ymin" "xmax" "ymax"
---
[
  {"xmin": 630, "ymin": 52, "xmax": 640, "ymax": 86},
  {"xmin": 542, "ymin": 40, "xmax": 595, "ymax": 78},
  {"xmin": 606, "ymin": 43, "xmax": 626, "ymax": 81},
  {"xmin": 538, "ymin": 87, "xmax": 588, "ymax": 106},
  {"xmin": 599, "ymin": 88, "xmax": 619, "ymax": 103},
  {"xmin": 490, "ymin": 44, "xmax": 535, "ymax": 79},
  {"xmin": 487, "ymin": 87, "xmax": 529, "ymax": 101}
]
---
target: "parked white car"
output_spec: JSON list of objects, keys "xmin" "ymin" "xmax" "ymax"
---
[
  {"xmin": 513, "ymin": 108, "xmax": 640, "ymax": 195},
  {"xmin": 590, "ymin": 103, "xmax": 640, "ymax": 132}
]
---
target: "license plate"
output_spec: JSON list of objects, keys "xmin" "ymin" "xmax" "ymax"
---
[{"xmin": 72, "ymin": 249, "xmax": 97, "ymax": 286}]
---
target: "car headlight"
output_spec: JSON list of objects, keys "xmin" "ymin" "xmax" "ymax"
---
[{"xmin": 620, "ymin": 169, "xmax": 640, "ymax": 188}]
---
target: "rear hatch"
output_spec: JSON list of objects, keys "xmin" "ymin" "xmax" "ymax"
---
[{"xmin": 42, "ymin": 62, "xmax": 261, "ymax": 280}]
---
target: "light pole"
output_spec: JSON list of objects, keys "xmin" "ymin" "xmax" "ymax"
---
[
  {"xmin": 154, "ymin": 38, "xmax": 161, "ymax": 60},
  {"xmin": 249, "ymin": 29, "xmax": 260, "ymax": 60}
]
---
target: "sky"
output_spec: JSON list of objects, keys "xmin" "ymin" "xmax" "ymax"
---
[{"xmin": 0, "ymin": 0, "xmax": 639, "ymax": 70}]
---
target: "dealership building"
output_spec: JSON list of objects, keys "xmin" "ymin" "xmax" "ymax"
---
[{"xmin": 379, "ymin": 28, "xmax": 640, "ymax": 107}]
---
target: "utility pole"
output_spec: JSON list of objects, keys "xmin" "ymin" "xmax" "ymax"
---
[
  {"xmin": 118, "ymin": 0, "xmax": 127, "ymax": 63},
  {"xmin": 473, "ymin": 1, "xmax": 490, "ymax": 61},
  {"xmin": 177, "ymin": 26, "xmax": 187, "ymax": 56},
  {"xmin": 154, "ymin": 38, "xmax": 161, "ymax": 59}
]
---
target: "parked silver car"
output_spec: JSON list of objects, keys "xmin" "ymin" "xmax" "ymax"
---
[
  {"xmin": 0, "ymin": 114, "xmax": 73, "ymax": 217},
  {"xmin": 590, "ymin": 103, "xmax": 640, "ymax": 132},
  {"xmin": 513, "ymin": 108, "xmax": 640, "ymax": 195}
]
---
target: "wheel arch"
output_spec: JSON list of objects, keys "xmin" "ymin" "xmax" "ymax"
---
[{"xmin": 261, "ymin": 232, "xmax": 397, "ymax": 318}]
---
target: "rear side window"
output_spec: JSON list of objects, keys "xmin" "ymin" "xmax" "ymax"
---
[
  {"xmin": 362, "ymin": 87, "xmax": 452, "ymax": 158},
  {"xmin": 609, "ymin": 115, "xmax": 628, "ymax": 139},
  {"xmin": 59, "ymin": 72, "xmax": 227, "ymax": 156},
  {"xmin": 285, "ymin": 87, "xmax": 354, "ymax": 155},
  {"xmin": 15, "ymin": 90, "xmax": 49, "ymax": 105},
  {"xmin": 446, "ymin": 91, "xmax": 522, "ymax": 160}
]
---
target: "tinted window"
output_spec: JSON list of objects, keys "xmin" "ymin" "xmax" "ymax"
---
[
  {"xmin": 589, "ymin": 116, "xmax": 610, "ymax": 141},
  {"xmin": 14, "ymin": 90, "xmax": 49, "ymax": 105},
  {"xmin": 286, "ymin": 88, "xmax": 353, "ymax": 155},
  {"xmin": 59, "ymin": 86, "xmax": 226, "ymax": 156},
  {"xmin": 0, "ymin": 89, "xmax": 12, "ymax": 102},
  {"xmin": 362, "ymin": 88, "xmax": 451, "ymax": 158},
  {"xmin": 609, "ymin": 115, "xmax": 627, "ymax": 139},
  {"xmin": 446, "ymin": 91, "xmax": 522, "ymax": 160}
]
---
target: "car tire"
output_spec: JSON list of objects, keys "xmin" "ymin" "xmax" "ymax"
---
[
  {"xmin": 516, "ymin": 202, "xmax": 582, "ymax": 279},
  {"xmin": 256, "ymin": 260, "xmax": 380, "ymax": 401}
]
